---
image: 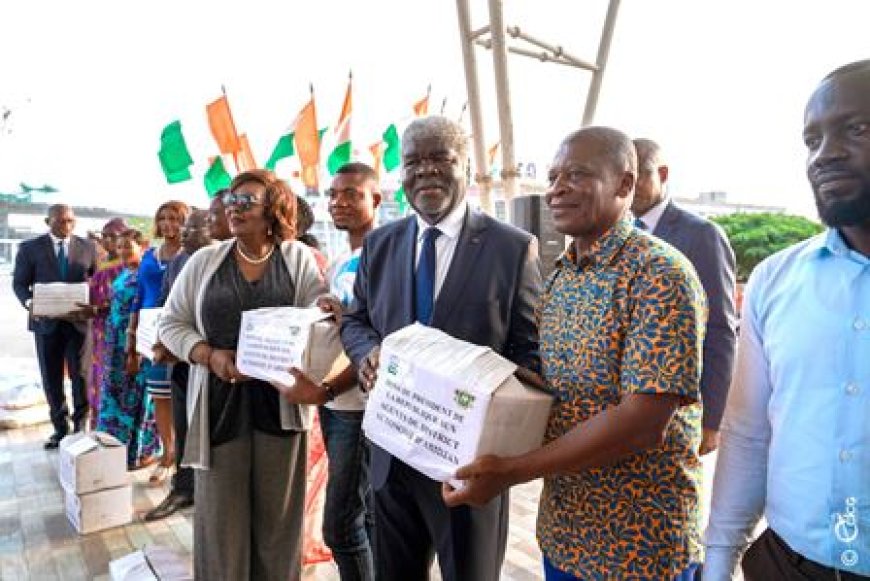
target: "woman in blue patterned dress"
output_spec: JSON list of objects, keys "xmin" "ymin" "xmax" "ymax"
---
[
  {"xmin": 96, "ymin": 229, "xmax": 160, "ymax": 469},
  {"xmin": 129, "ymin": 201, "xmax": 188, "ymax": 484}
]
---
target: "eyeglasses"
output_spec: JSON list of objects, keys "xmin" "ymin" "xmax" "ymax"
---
[{"xmin": 221, "ymin": 192, "xmax": 263, "ymax": 212}]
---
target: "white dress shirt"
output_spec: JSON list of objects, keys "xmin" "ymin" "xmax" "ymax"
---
[
  {"xmin": 636, "ymin": 196, "xmax": 669, "ymax": 232},
  {"xmin": 48, "ymin": 232, "xmax": 71, "ymax": 259},
  {"xmin": 414, "ymin": 202, "xmax": 468, "ymax": 300}
]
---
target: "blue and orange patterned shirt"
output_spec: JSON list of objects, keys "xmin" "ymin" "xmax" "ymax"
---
[{"xmin": 537, "ymin": 218, "xmax": 706, "ymax": 580}]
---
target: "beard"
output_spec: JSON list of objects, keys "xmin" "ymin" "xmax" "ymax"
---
[{"xmin": 815, "ymin": 184, "xmax": 870, "ymax": 227}]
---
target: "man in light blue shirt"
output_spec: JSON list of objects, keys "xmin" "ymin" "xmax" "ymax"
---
[{"xmin": 705, "ymin": 59, "xmax": 870, "ymax": 580}]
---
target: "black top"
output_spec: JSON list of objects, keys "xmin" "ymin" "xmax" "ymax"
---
[{"xmin": 202, "ymin": 246, "xmax": 297, "ymax": 446}]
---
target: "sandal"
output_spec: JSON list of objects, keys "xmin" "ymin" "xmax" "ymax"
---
[{"xmin": 148, "ymin": 456, "xmax": 175, "ymax": 486}]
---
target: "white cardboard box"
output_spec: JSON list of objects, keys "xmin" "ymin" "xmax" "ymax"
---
[
  {"xmin": 236, "ymin": 306, "xmax": 343, "ymax": 386},
  {"xmin": 59, "ymin": 432, "xmax": 129, "ymax": 494},
  {"xmin": 136, "ymin": 308, "xmax": 163, "ymax": 360},
  {"xmin": 31, "ymin": 282, "xmax": 89, "ymax": 318},
  {"xmin": 363, "ymin": 323, "xmax": 553, "ymax": 483},
  {"xmin": 109, "ymin": 545, "xmax": 193, "ymax": 580},
  {"xmin": 65, "ymin": 483, "xmax": 133, "ymax": 534}
]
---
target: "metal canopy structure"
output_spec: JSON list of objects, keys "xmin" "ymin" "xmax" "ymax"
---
[{"xmin": 455, "ymin": 0, "xmax": 622, "ymax": 214}]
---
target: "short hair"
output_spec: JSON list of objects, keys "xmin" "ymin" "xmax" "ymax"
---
[
  {"xmin": 230, "ymin": 169, "xmax": 297, "ymax": 243},
  {"xmin": 821, "ymin": 59, "xmax": 870, "ymax": 83},
  {"xmin": 152, "ymin": 200, "xmax": 190, "ymax": 238},
  {"xmin": 564, "ymin": 126, "xmax": 637, "ymax": 175},
  {"xmin": 296, "ymin": 195, "xmax": 315, "ymax": 236},
  {"xmin": 47, "ymin": 204, "xmax": 71, "ymax": 218},
  {"xmin": 187, "ymin": 208, "xmax": 208, "ymax": 223},
  {"xmin": 402, "ymin": 116, "xmax": 469, "ymax": 161},
  {"xmin": 633, "ymin": 138, "xmax": 665, "ymax": 172},
  {"xmin": 119, "ymin": 228, "xmax": 147, "ymax": 247},
  {"xmin": 336, "ymin": 162, "xmax": 378, "ymax": 183}
]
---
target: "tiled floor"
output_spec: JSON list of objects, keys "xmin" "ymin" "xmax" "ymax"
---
[{"xmin": 0, "ymin": 423, "xmax": 546, "ymax": 581}]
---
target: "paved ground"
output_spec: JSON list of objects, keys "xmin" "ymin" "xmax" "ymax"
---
[{"xmin": 0, "ymin": 275, "xmax": 720, "ymax": 580}]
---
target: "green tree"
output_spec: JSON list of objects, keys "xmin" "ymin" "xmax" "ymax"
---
[{"xmin": 711, "ymin": 212, "xmax": 823, "ymax": 281}]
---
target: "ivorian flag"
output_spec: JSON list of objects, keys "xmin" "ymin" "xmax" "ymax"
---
[
  {"xmin": 382, "ymin": 124, "xmax": 401, "ymax": 172},
  {"xmin": 394, "ymin": 186, "xmax": 408, "ymax": 214},
  {"xmin": 295, "ymin": 86, "xmax": 321, "ymax": 189},
  {"xmin": 413, "ymin": 85, "xmax": 431, "ymax": 117},
  {"xmin": 204, "ymin": 156, "xmax": 232, "ymax": 197},
  {"xmin": 206, "ymin": 94, "xmax": 241, "ymax": 158},
  {"xmin": 327, "ymin": 73, "xmax": 352, "ymax": 175},
  {"xmin": 265, "ymin": 133, "xmax": 295, "ymax": 171},
  {"xmin": 158, "ymin": 120, "xmax": 193, "ymax": 184}
]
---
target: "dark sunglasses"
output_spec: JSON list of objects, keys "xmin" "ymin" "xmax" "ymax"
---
[{"xmin": 222, "ymin": 192, "xmax": 263, "ymax": 212}]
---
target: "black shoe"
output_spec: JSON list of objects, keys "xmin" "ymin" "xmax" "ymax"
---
[
  {"xmin": 143, "ymin": 492, "xmax": 194, "ymax": 521},
  {"xmin": 44, "ymin": 432, "xmax": 66, "ymax": 450}
]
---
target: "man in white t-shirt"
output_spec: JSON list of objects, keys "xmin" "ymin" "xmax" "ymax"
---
[{"xmin": 280, "ymin": 162, "xmax": 382, "ymax": 580}]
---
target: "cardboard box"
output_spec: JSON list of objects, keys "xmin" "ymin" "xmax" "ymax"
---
[
  {"xmin": 136, "ymin": 308, "xmax": 163, "ymax": 360},
  {"xmin": 65, "ymin": 483, "xmax": 132, "ymax": 534},
  {"xmin": 31, "ymin": 282, "xmax": 89, "ymax": 317},
  {"xmin": 59, "ymin": 432, "xmax": 129, "ymax": 494},
  {"xmin": 236, "ymin": 306, "xmax": 343, "ymax": 386},
  {"xmin": 363, "ymin": 323, "xmax": 553, "ymax": 483},
  {"xmin": 109, "ymin": 545, "xmax": 193, "ymax": 580}
]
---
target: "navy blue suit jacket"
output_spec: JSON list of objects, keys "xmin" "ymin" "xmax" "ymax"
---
[
  {"xmin": 652, "ymin": 201, "xmax": 738, "ymax": 430},
  {"xmin": 341, "ymin": 207, "xmax": 543, "ymax": 488},
  {"xmin": 12, "ymin": 233, "xmax": 98, "ymax": 334}
]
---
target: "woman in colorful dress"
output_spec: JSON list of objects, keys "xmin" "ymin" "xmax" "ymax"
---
[
  {"xmin": 86, "ymin": 217, "xmax": 129, "ymax": 429},
  {"xmin": 129, "ymin": 201, "xmax": 189, "ymax": 484},
  {"xmin": 96, "ymin": 229, "xmax": 160, "ymax": 469}
]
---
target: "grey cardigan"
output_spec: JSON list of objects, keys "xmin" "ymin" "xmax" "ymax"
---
[{"xmin": 159, "ymin": 239, "xmax": 326, "ymax": 469}]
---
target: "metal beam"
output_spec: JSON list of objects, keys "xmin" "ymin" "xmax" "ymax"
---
[
  {"xmin": 582, "ymin": 0, "xmax": 621, "ymax": 126},
  {"xmin": 456, "ymin": 0, "xmax": 493, "ymax": 213},
  {"xmin": 487, "ymin": 0, "xmax": 519, "ymax": 206},
  {"xmin": 506, "ymin": 26, "xmax": 598, "ymax": 71}
]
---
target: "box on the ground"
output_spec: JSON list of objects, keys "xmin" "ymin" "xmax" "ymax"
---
[
  {"xmin": 109, "ymin": 545, "xmax": 193, "ymax": 580},
  {"xmin": 59, "ymin": 432, "xmax": 129, "ymax": 494},
  {"xmin": 363, "ymin": 323, "xmax": 553, "ymax": 483},
  {"xmin": 236, "ymin": 306, "xmax": 343, "ymax": 386},
  {"xmin": 31, "ymin": 282, "xmax": 89, "ymax": 318},
  {"xmin": 136, "ymin": 308, "xmax": 163, "ymax": 360},
  {"xmin": 65, "ymin": 483, "xmax": 132, "ymax": 534}
]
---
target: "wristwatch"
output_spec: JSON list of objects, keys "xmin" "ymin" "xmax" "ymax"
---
[{"xmin": 322, "ymin": 381, "xmax": 337, "ymax": 402}]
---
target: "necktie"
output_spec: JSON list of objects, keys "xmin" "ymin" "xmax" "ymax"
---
[
  {"xmin": 57, "ymin": 241, "xmax": 68, "ymax": 280},
  {"xmin": 415, "ymin": 227, "xmax": 441, "ymax": 325},
  {"xmin": 633, "ymin": 217, "xmax": 647, "ymax": 230}
]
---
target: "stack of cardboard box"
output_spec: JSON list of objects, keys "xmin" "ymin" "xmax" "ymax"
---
[{"xmin": 58, "ymin": 432, "xmax": 133, "ymax": 534}]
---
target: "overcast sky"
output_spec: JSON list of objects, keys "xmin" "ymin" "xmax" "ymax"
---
[{"xmin": 1, "ymin": 0, "xmax": 868, "ymax": 217}]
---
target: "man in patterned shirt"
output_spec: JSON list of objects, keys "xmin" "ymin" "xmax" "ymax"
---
[{"xmin": 444, "ymin": 126, "xmax": 707, "ymax": 580}]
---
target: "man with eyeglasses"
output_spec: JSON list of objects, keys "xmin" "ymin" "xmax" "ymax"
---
[
  {"xmin": 13, "ymin": 204, "xmax": 98, "ymax": 449},
  {"xmin": 144, "ymin": 208, "xmax": 216, "ymax": 521},
  {"xmin": 207, "ymin": 191, "xmax": 232, "ymax": 242},
  {"xmin": 341, "ymin": 117, "xmax": 543, "ymax": 581}
]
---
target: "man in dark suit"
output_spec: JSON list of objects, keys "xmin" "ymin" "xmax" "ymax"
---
[
  {"xmin": 631, "ymin": 138, "xmax": 738, "ymax": 455},
  {"xmin": 13, "ymin": 204, "xmax": 98, "ymax": 448},
  {"xmin": 341, "ymin": 116, "xmax": 542, "ymax": 581}
]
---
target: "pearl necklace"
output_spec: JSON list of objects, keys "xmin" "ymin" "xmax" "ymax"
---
[{"xmin": 235, "ymin": 242, "xmax": 276, "ymax": 265}]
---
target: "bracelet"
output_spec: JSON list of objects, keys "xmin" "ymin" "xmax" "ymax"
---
[{"xmin": 322, "ymin": 381, "xmax": 337, "ymax": 402}]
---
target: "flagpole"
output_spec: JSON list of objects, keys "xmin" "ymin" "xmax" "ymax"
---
[
  {"xmin": 220, "ymin": 84, "xmax": 242, "ymax": 172},
  {"xmin": 440, "ymin": 97, "xmax": 447, "ymax": 115}
]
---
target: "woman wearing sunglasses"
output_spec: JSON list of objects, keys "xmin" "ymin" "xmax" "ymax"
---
[{"xmin": 160, "ymin": 170, "xmax": 326, "ymax": 581}]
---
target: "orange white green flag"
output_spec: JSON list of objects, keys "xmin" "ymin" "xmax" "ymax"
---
[{"xmin": 327, "ymin": 73, "xmax": 352, "ymax": 175}]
